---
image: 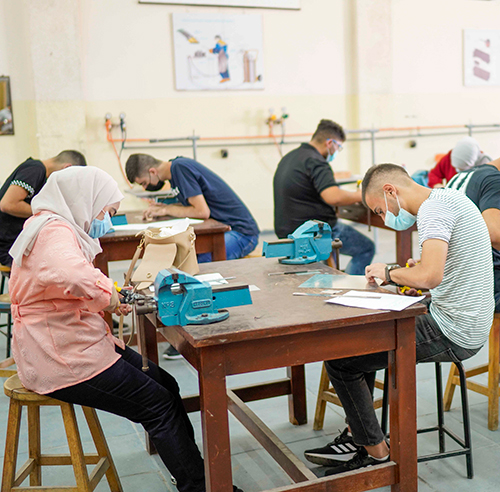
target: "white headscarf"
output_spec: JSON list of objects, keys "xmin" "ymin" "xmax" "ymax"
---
[
  {"xmin": 10, "ymin": 166, "xmax": 124, "ymax": 266},
  {"xmin": 451, "ymin": 137, "xmax": 482, "ymax": 171}
]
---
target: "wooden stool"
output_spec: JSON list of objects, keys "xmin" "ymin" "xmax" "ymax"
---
[
  {"xmin": 0, "ymin": 293, "xmax": 12, "ymax": 359},
  {"xmin": 443, "ymin": 313, "xmax": 500, "ymax": 431},
  {"xmin": 313, "ymin": 363, "xmax": 387, "ymax": 431},
  {"xmin": 1, "ymin": 374, "xmax": 123, "ymax": 492},
  {"xmin": 0, "ymin": 263, "xmax": 10, "ymax": 295}
]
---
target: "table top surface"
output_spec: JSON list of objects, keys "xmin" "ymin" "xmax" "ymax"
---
[
  {"xmin": 167, "ymin": 257, "xmax": 426, "ymax": 346},
  {"xmin": 101, "ymin": 211, "xmax": 230, "ymax": 241}
]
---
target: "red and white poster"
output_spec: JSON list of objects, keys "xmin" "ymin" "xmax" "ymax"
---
[{"xmin": 464, "ymin": 29, "xmax": 500, "ymax": 86}]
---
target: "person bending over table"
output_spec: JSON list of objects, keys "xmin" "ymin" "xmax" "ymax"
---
[
  {"xmin": 421, "ymin": 136, "xmax": 490, "ymax": 189},
  {"xmin": 273, "ymin": 119, "xmax": 374, "ymax": 275},
  {"xmin": 0, "ymin": 150, "xmax": 86, "ymax": 267},
  {"xmin": 8, "ymin": 166, "xmax": 244, "ymax": 492},
  {"xmin": 447, "ymin": 157, "xmax": 500, "ymax": 312},
  {"xmin": 125, "ymin": 154, "xmax": 259, "ymax": 262},
  {"xmin": 304, "ymin": 163, "xmax": 494, "ymax": 475}
]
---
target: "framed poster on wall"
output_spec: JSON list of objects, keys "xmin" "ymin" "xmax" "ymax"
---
[
  {"xmin": 172, "ymin": 13, "xmax": 264, "ymax": 91},
  {"xmin": 140, "ymin": 0, "xmax": 300, "ymax": 9},
  {"xmin": 463, "ymin": 29, "xmax": 500, "ymax": 86}
]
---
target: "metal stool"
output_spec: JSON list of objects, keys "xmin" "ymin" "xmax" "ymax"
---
[
  {"xmin": 381, "ymin": 361, "xmax": 473, "ymax": 478},
  {"xmin": 443, "ymin": 313, "xmax": 500, "ymax": 430},
  {"xmin": 1, "ymin": 374, "xmax": 123, "ymax": 491}
]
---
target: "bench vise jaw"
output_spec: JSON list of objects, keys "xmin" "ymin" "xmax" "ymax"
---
[
  {"xmin": 262, "ymin": 220, "xmax": 333, "ymax": 265},
  {"xmin": 154, "ymin": 268, "xmax": 252, "ymax": 326}
]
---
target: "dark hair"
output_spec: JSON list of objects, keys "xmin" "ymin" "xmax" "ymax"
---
[
  {"xmin": 53, "ymin": 150, "xmax": 87, "ymax": 167},
  {"xmin": 361, "ymin": 163, "xmax": 411, "ymax": 207},
  {"xmin": 125, "ymin": 154, "xmax": 162, "ymax": 183},
  {"xmin": 311, "ymin": 119, "xmax": 346, "ymax": 143}
]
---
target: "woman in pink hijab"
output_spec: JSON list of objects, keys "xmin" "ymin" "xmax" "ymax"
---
[{"xmin": 8, "ymin": 166, "xmax": 230, "ymax": 492}]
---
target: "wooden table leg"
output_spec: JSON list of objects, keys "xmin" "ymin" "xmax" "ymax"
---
[
  {"xmin": 390, "ymin": 317, "xmax": 417, "ymax": 492},
  {"xmin": 395, "ymin": 230, "xmax": 413, "ymax": 267},
  {"xmin": 211, "ymin": 232, "xmax": 227, "ymax": 261},
  {"xmin": 199, "ymin": 347, "xmax": 233, "ymax": 492},
  {"xmin": 287, "ymin": 365, "xmax": 307, "ymax": 425},
  {"xmin": 94, "ymin": 251, "xmax": 113, "ymax": 328},
  {"xmin": 140, "ymin": 314, "xmax": 159, "ymax": 454}
]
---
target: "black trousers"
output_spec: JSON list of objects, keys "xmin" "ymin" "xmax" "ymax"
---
[{"xmin": 49, "ymin": 345, "xmax": 205, "ymax": 492}]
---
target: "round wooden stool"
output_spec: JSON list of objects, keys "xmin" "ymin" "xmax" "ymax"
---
[{"xmin": 1, "ymin": 374, "xmax": 123, "ymax": 491}]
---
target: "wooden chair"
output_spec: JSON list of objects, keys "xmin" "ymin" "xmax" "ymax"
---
[
  {"xmin": 313, "ymin": 364, "xmax": 387, "ymax": 431},
  {"xmin": 2, "ymin": 374, "xmax": 123, "ymax": 492},
  {"xmin": 443, "ymin": 312, "xmax": 500, "ymax": 431},
  {"xmin": 0, "ymin": 292, "xmax": 12, "ymax": 359},
  {"xmin": 0, "ymin": 263, "xmax": 10, "ymax": 294}
]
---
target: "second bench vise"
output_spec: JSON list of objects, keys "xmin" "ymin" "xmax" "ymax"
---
[
  {"xmin": 262, "ymin": 220, "xmax": 333, "ymax": 265},
  {"xmin": 155, "ymin": 267, "xmax": 252, "ymax": 326}
]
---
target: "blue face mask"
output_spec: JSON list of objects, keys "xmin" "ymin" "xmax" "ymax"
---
[
  {"xmin": 88, "ymin": 211, "xmax": 112, "ymax": 239},
  {"xmin": 326, "ymin": 147, "xmax": 338, "ymax": 163},
  {"xmin": 384, "ymin": 193, "xmax": 416, "ymax": 231}
]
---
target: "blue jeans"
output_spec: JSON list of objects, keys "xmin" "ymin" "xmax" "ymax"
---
[
  {"xmin": 198, "ymin": 230, "xmax": 259, "ymax": 263},
  {"xmin": 325, "ymin": 298, "xmax": 480, "ymax": 447},
  {"xmin": 331, "ymin": 221, "xmax": 375, "ymax": 275},
  {"xmin": 48, "ymin": 345, "xmax": 206, "ymax": 492}
]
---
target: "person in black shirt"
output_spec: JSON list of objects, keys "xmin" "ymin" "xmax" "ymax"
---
[
  {"xmin": 0, "ymin": 150, "xmax": 87, "ymax": 267},
  {"xmin": 447, "ymin": 160, "xmax": 500, "ymax": 311},
  {"xmin": 273, "ymin": 119, "xmax": 374, "ymax": 275}
]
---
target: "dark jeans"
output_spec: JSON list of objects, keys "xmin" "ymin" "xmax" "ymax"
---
[
  {"xmin": 325, "ymin": 298, "xmax": 480, "ymax": 447},
  {"xmin": 198, "ymin": 230, "xmax": 259, "ymax": 263},
  {"xmin": 330, "ymin": 222, "xmax": 375, "ymax": 275},
  {"xmin": 48, "ymin": 345, "xmax": 205, "ymax": 492}
]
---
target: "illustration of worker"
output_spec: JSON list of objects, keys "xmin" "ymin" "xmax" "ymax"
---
[{"xmin": 209, "ymin": 35, "xmax": 230, "ymax": 83}]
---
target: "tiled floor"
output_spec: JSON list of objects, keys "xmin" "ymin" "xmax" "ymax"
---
[{"xmin": 0, "ymin": 223, "xmax": 498, "ymax": 491}]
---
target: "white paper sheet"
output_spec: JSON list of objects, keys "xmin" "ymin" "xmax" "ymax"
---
[
  {"xmin": 110, "ymin": 217, "xmax": 203, "ymax": 232},
  {"xmin": 326, "ymin": 290, "xmax": 425, "ymax": 312},
  {"xmin": 194, "ymin": 273, "xmax": 228, "ymax": 286}
]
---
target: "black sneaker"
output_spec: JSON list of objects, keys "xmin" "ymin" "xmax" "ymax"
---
[
  {"xmin": 325, "ymin": 447, "xmax": 389, "ymax": 475},
  {"xmin": 304, "ymin": 428, "xmax": 361, "ymax": 466},
  {"xmin": 162, "ymin": 344, "xmax": 183, "ymax": 360},
  {"xmin": 233, "ymin": 487, "xmax": 244, "ymax": 492}
]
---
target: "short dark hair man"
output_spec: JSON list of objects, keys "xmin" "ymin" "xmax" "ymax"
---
[
  {"xmin": 273, "ymin": 119, "xmax": 374, "ymax": 275},
  {"xmin": 447, "ymin": 157, "xmax": 500, "ymax": 311},
  {"xmin": 125, "ymin": 154, "xmax": 259, "ymax": 262},
  {"xmin": 304, "ymin": 163, "xmax": 494, "ymax": 475},
  {"xmin": 0, "ymin": 151, "xmax": 87, "ymax": 267}
]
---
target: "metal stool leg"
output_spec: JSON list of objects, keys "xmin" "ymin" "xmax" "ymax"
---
[
  {"xmin": 381, "ymin": 368, "xmax": 389, "ymax": 435},
  {"xmin": 456, "ymin": 362, "xmax": 474, "ymax": 479},
  {"xmin": 435, "ymin": 362, "xmax": 445, "ymax": 453}
]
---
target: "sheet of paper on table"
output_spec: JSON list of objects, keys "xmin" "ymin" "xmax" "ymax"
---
[
  {"xmin": 111, "ymin": 217, "xmax": 203, "ymax": 232},
  {"xmin": 195, "ymin": 273, "xmax": 228, "ymax": 286},
  {"xmin": 299, "ymin": 274, "xmax": 382, "ymax": 290},
  {"xmin": 327, "ymin": 290, "xmax": 425, "ymax": 311}
]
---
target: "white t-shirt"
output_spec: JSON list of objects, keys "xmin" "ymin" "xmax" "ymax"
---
[{"xmin": 418, "ymin": 188, "xmax": 494, "ymax": 349}]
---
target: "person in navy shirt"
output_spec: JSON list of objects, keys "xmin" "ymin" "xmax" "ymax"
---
[{"xmin": 125, "ymin": 154, "xmax": 259, "ymax": 262}]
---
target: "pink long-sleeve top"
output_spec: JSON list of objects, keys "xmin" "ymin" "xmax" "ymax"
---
[{"xmin": 10, "ymin": 219, "xmax": 125, "ymax": 394}]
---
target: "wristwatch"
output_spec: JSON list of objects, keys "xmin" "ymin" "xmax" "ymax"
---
[{"xmin": 385, "ymin": 264, "xmax": 401, "ymax": 286}]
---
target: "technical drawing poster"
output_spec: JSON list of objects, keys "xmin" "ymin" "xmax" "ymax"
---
[
  {"xmin": 142, "ymin": 1, "xmax": 299, "ymax": 9},
  {"xmin": 464, "ymin": 29, "xmax": 500, "ymax": 86},
  {"xmin": 172, "ymin": 13, "xmax": 265, "ymax": 91}
]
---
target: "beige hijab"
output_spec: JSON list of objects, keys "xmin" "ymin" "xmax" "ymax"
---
[{"xmin": 10, "ymin": 166, "xmax": 124, "ymax": 266}]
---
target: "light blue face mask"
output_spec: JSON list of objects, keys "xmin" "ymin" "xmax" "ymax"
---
[
  {"xmin": 384, "ymin": 192, "xmax": 416, "ymax": 231},
  {"xmin": 326, "ymin": 149, "xmax": 338, "ymax": 163},
  {"xmin": 88, "ymin": 211, "xmax": 112, "ymax": 239}
]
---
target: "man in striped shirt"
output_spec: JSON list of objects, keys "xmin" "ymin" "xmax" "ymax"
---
[
  {"xmin": 447, "ymin": 158, "xmax": 500, "ymax": 312},
  {"xmin": 304, "ymin": 163, "xmax": 494, "ymax": 475}
]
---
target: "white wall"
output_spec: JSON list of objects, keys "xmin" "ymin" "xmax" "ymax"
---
[{"xmin": 1, "ymin": 0, "xmax": 500, "ymax": 231}]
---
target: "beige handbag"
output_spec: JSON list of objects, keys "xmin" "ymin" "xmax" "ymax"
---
[
  {"xmin": 129, "ymin": 226, "xmax": 199, "ymax": 290},
  {"xmin": 118, "ymin": 226, "xmax": 199, "ymax": 342}
]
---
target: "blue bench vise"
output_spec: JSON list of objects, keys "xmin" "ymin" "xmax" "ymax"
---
[
  {"xmin": 154, "ymin": 268, "xmax": 252, "ymax": 326},
  {"xmin": 262, "ymin": 220, "xmax": 333, "ymax": 265}
]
